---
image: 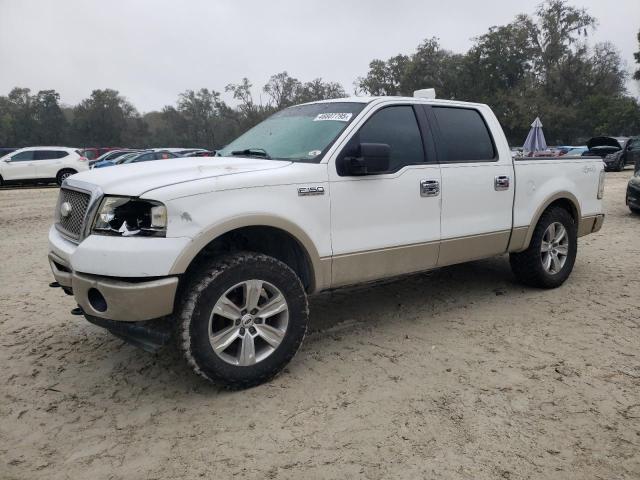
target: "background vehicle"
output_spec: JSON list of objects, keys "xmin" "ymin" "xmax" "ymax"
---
[
  {"xmin": 583, "ymin": 136, "xmax": 622, "ymax": 159},
  {"xmin": 188, "ymin": 150, "xmax": 215, "ymax": 157},
  {"xmin": 93, "ymin": 149, "xmax": 178, "ymax": 168},
  {"xmin": 1, "ymin": 146, "xmax": 88, "ymax": 186},
  {"xmin": 48, "ymin": 95, "xmax": 605, "ymax": 389},
  {"xmin": 80, "ymin": 147, "xmax": 122, "ymax": 161},
  {"xmin": 564, "ymin": 147, "xmax": 588, "ymax": 156},
  {"xmin": 173, "ymin": 148, "xmax": 209, "ymax": 157},
  {"xmin": 89, "ymin": 149, "xmax": 139, "ymax": 167},
  {"xmin": 627, "ymin": 158, "xmax": 640, "ymax": 214},
  {"xmin": 604, "ymin": 137, "xmax": 640, "ymax": 172}
]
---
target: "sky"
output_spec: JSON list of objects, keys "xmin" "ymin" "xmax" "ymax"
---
[{"xmin": 1, "ymin": 0, "xmax": 638, "ymax": 112}]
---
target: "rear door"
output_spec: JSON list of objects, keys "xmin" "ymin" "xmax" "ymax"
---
[
  {"xmin": 2, "ymin": 150, "xmax": 37, "ymax": 180},
  {"xmin": 34, "ymin": 149, "xmax": 69, "ymax": 178},
  {"xmin": 425, "ymin": 105, "xmax": 515, "ymax": 266},
  {"xmin": 328, "ymin": 103, "xmax": 441, "ymax": 287}
]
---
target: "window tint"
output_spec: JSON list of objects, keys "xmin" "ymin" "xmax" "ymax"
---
[
  {"xmin": 354, "ymin": 106, "xmax": 425, "ymax": 172},
  {"xmin": 432, "ymin": 107, "xmax": 495, "ymax": 162},
  {"xmin": 11, "ymin": 150, "xmax": 34, "ymax": 161},
  {"xmin": 134, "ymin": 153, "xmax": 155, "ymax": 162},
  {"xmin": 34, "ymin": 150, "xmax": 68, "ymax": 160}
]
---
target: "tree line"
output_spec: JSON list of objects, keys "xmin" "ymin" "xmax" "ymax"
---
[{"xmin": 1, "ymin": 0, "xmax": 639, "ymax": 150}]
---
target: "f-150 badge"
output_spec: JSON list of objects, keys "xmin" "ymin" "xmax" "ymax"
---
[{"xmin": 298, "ymin": 186, "xmax": 325, "ymax": 196}]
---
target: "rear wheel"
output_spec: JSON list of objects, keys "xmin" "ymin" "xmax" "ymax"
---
[
  {"xmin": 56, "ymin": 169, "xmax": 77, "ymax": 186},
  {"xmin": 176, "ymin": 252, "xmax": 308, "ymax": 389},
  {"xmin": 510, "ymin": 207, "xmax": 577, "ymax": 289}
]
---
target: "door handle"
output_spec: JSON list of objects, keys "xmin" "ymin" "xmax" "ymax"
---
[
  {"xmin": 420, "ymin": 179, "xmax": 440, "ymax": 197},
  {"xmin": 494, "ymin": 175, "xmax": 510, "ymax": 191}
]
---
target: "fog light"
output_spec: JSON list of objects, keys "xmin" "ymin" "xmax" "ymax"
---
[{"xmin": 88, "ymin": 288, "xmax": 107, "ymax": 312}]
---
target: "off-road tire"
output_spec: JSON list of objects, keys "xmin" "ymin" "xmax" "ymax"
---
[
  {"xmin": 509, "ymin": 207, "xmax": 577, "ymax": 289},
  {"xmin": 56, "ymin": 169, "xmax": 76, "ymax": 186},
  {"xmin": 176, "ymin": 252, "xmax": 308, "ymax": 389}
]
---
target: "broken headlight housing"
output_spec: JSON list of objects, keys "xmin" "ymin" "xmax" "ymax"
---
[{"xmin": 92, "ymin": 197, "xmax": 167, "ymax": 237}]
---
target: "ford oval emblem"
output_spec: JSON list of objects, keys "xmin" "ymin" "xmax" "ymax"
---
[{"xmin": 60, "ymin": 201, "xmax": 73, "ymax": 218}]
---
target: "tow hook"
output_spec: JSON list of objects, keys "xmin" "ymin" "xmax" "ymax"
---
[
  {"xmin": 49, "ymin": 281, "xmax": 60, "ymax": 288},
  {"xmin": 71, "ymin": 306, "xmax": 84, "ymax": 316}
]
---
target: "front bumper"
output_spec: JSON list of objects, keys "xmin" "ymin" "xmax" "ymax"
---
[{"xmin": 49, "ymin": 252, "xmax": 178, "ymax": 322}]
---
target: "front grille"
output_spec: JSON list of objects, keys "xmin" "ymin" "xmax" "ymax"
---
[{"xmin": 56, "ymin": 188, "xmax": 91, "ymax": 240}]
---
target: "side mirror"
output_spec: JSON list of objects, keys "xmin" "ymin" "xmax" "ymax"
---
[
  {"xmin": 4, "ymin": 157, "xmax": 12, "ymax": 163},
  {"xmin": 340, "ymin": 143, "xmax": 390, "ymax": 176}
]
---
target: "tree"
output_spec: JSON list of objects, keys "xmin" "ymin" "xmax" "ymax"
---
[
  {"xmin": 71, "ymin": 89, "xmax": 140, "ymax": 146},
  {"xmin": 33, "ymin": 90, "xmax": 67, "ymax": 145},
  {"xmin": 634, "ymin": 29, "xmax": 640, "ymax": 81},
  {"xmin": 263, "ymin": 72, "xmax": 302, "ymax": 109}
]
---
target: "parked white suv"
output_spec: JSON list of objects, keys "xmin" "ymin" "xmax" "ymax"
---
[
  {"xmin": 48, "ymin": 95, "xmax": 605, "ymax": 388},
  {"xmin": 0, "ymin": 147, "xmax": 88, "ymax": 186}
]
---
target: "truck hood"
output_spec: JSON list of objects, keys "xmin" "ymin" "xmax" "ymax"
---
[{"xmin": 68, "ymin": 157, "xmax": 291, "ymax": 196}]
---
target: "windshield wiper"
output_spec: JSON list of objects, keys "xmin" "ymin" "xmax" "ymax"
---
[{"xmin": 230, "ymin": 148, "xmax": 271, "ymax": 159}]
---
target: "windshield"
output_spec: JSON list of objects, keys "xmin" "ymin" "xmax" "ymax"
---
[
  {"xmin": 216, "ymin": 102, "xmax": 366, "ymax": 162},
  {"xmin": 116, "ymin": 152, "xmax": 142, "ymax": 164}
]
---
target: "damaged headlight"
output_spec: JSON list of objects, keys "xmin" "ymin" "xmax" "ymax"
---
[{"xmin": 92, "ymin": 196, "xmax": 167, "ymax": 237}]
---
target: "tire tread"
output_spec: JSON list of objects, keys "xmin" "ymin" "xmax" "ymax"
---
[{"xmin": 176, "ymin": 251, "xmax": 308, "ymax": 389}]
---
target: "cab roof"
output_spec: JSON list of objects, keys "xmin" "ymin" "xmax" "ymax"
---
[{"xmin": 306, "ymin": 96, "xmax": 488, "ymax": 109}]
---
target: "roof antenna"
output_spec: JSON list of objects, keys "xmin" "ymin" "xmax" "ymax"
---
[{"xmin": 413, "ymin": 88, "xmax": 436, "ymax": 99}]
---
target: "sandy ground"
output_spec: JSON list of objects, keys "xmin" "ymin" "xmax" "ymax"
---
[{"xmin": 1, "ymin": 171, "xmax": 639, "ymax": 480}]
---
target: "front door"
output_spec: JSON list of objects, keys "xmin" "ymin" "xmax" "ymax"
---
[
  {"xmin": 2, "ymin": 150, "xmax": 37, "ymax": 180},
  {"xmin": 328, "ymin": 104, "xmax": 441, "ymax": 287}
]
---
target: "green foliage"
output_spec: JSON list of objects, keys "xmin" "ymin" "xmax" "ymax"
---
[
  {"xmin": 0, "ymin": 1, "xmax": 637, "ymax": 149},
  {"xmin": 356, "ymin": 0, "xmax": 639, "ymax": 144},
  {"xmin": 634, "ymin": 29, "xmax": 640, "ymax": 81}
]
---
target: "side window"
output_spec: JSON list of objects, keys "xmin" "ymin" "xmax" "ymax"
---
[
  {"xmin": 134, "ymin": 153, "xmax": 154, "ymax": 162},
  {"xmin": 11, "ymin": 150, "xmax": 34, "ymax": 161},
  {"xmin": 34, "ymin": 150, "xmax": 54, "ymax": 160},
  {"xmin": 347, "ymin": 105, "xmax": 425, "ymax": 173},
  {"xmin": 34, "ymin": 150, "xmax": 68, "ymax": 160},
  {"xmin": 432, "ymin": 107, "xmax": 496, "ymax": 162},
  {"xmin": 83, "ymin": 150, "xmax": 98, "ymax": 160}
]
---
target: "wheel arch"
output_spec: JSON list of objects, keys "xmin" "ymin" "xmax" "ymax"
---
[
  {"xmin": 57, "ymin": 167, "xmax": 77, "ymax": 180},
  {"xmin": 170, "ymin": 216, "xmax": 330, "ymax": 294},
  {"xmin": 514, "ymin": 192, "xmax": 581, "ymax": 252}
]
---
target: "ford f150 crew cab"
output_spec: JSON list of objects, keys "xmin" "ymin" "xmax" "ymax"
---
[{"xmin": 48, "ymin": 94, "xmax": 605, "ymax": 388}]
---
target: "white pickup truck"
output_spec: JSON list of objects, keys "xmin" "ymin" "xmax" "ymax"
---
[{"xmin": 48, "ymin": 94, "xmax": 605, "ymax": 388}]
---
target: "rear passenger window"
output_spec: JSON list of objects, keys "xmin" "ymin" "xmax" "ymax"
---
[
  {"xmin": 432, "ymin": 107, "xmax": 495, "ymax": 162},
  {"xmin": 34, "ymin": 150, "xmax": 68, "ymax": 160},
  {"xmin": 352, "ymin": 105, "xmax": 425, "ymax": 173}
]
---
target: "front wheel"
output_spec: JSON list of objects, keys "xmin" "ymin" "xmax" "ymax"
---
[
  {"xmin": 510, "ymin": 207, "xmax": 577, "ymax": 289},
  {"xmin": 176, "ymin": 252, "xmax": 308, "ymax": 389}
]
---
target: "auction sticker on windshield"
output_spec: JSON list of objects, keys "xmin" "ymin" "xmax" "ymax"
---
[{"xmin": 313, "ymin": 113, "xmax": 353, "ymax": 122}]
